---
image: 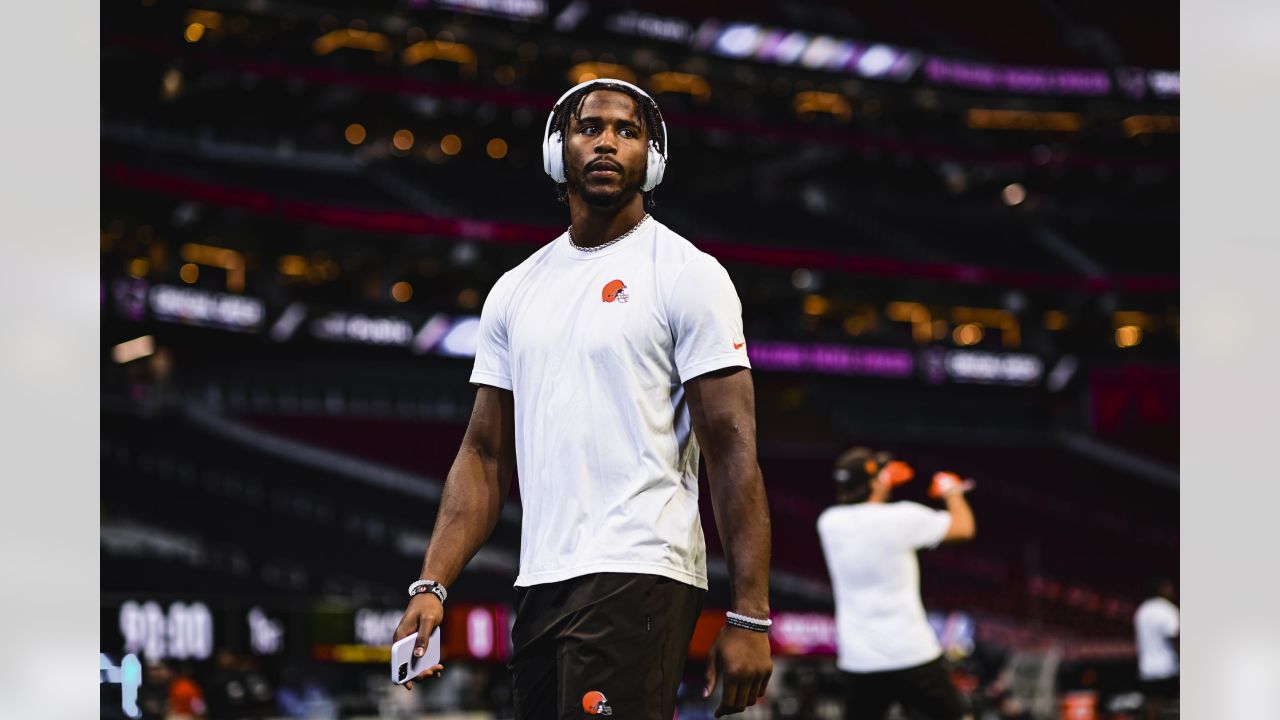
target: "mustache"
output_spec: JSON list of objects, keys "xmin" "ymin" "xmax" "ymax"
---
[{"xmin": 585, "ymin": 159, "xmax": 623, "ymax": 173}]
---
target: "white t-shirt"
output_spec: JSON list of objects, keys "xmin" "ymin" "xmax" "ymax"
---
[
  {"xmin": 816, "ymin": 501, "xmax": 953, "ymax": 672},
  {"xmin": 1134, "ymin": 596, "xmax": 1179, "ymax": 679},
  {"xmin": 470, "ymin": 216, "xmax": 750, "ymax": 590}
]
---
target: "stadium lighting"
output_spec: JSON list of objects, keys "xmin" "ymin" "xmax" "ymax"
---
[
  {"xmin": 843, "ymin": 315, "xmax": 869, "ymax": 336},
  {"xmin": 887, "ymin": 301, "xmax": 934, "ymax": 344},
  {"xmin": 967, "ymin": 109, "xmax": 1081, "ymax": 132},
  {"xmin": 401, "ymin": 40, "xmax": 478, "ymax": 77},
  {"xmin": 161, "ymin": 68, "xmax": 183, "ymax": 101},
  {"xmin": 269, "ymin": 303, "xmax": 308, "ymax": 343},
  {"xmin": 951, "ymin": 306, "xmax": 1021, "ymax": 347},
  {"xmin": 953, "ymin": 323, "xmax": 985, "ymax": 346},
  {"xmin": 180, "ymin": 243, "xmax": 245, "ymax": 292},
  {"xmin": 277, "ymin": 255, "xmax": 308, "ymax": 277},
  {"xmin": 457, "ymin": 289, "xmax": 480, "ymax": 309},
  {"xmin": 112, "ymin": 336, "xmax": 155, "ymax": 364},
  {"xmin": 1115, "ymin": 325, "xmax": 1143, "ymax": 348},
  {"xmin": 794, "ymin": 91, "xmax": 852, "ymax": 121},
  {"xmin": 567, "ymin": 62, "xmax": 638, "ymax": 85},
  {"xmin": 650, "ymin": 72, "xmax": 712, "ymax": 103},
  {"xmin": 1122, "ymin": 115, "xmax": 1180, "ymax": 138},
  {"xmin": 803, "ymin": 295, "xmax": 830, "ymax": 317},
  {"xmin": 184, "ymin": 9, "xmax": 223, "ymax": 30},
  {"xmin": 1001, "ymin": 183, "xmax": 1027, "ymax": 206},
  {"xmin": 313, "ymin": 29, "xmax": 390, "ymax": 56}
]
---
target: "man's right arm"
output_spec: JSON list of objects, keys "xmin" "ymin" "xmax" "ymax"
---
[
  {"xmin": 940, "ymin": 489, "xmax": 976, "ymax": 544},
  {"xmin": 926, "ymin": 471, "xmax": 976, "ymax": 544},
  {"xmin": 393, "ymin": 385, "xmax": 516, "ymax": 687}
]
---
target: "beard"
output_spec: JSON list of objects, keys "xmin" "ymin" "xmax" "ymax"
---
[{"xmin": 565, "ymin": 164, "xmax": 645, "ymax": 209}]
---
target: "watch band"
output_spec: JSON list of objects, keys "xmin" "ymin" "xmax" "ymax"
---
[{"xmin": 408, "ymin": 579, "xmax": 447, "ymax": 605}]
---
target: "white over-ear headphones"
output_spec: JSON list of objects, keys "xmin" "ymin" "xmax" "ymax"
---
[{"xmin": 542, "ymin": 78, "xmax": 668, "ymax": 193}]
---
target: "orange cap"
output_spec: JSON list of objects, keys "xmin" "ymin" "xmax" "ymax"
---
[{"xmin": 878, "ymin": 460, "xmax": 915, "ymax": 486}]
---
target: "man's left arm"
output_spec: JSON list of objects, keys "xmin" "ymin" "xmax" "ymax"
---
[{"xmin": 686, "ymin": 366, "xmax": 772, "ymax": 717}]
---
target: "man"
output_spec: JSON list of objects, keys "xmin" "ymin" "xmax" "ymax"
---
[
  {"xmin": 816, "ymin": 448, "xmax": 976, "ymax": 720},
  {"xmin": 392, "ymin": 79, "xmax": 773, "ymax": 719},
  {"xmin": 1134, "ymin": 578, "xmax": 1179, "ymax": 720}
]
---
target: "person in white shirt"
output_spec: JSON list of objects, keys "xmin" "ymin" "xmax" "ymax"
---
[
  {"xmin": 1134, "ymin": 578, "xmax": 1179, "ymax": 719},
  {"xmin": 816, "ymin": 447, "xmax": 976, "ymax": 720},
  {"xmin": 392, "ymin": 78, "xmax": 773, "ymax": 719}
]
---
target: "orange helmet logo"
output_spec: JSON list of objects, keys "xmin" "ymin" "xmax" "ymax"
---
[
  {"xmin": 582, "ymin": 690, "xmax": 613, "ymax": 715},
  {"xmin": 601, "ymin": 279, "xmax": 628, "ymax": 303}
]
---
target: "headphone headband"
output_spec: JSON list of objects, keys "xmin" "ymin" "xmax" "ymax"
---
[{"xmin": 551, "ymin": 78, "xmax": 660, "ymax": 115}]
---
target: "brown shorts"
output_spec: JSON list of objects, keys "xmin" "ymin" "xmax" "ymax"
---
[{"xmin": 509, "ymin": 572, "xmax": 704, "ymax": 719}]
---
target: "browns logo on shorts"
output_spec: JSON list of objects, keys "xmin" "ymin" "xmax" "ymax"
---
[{"xmin": 581, "ymin": 690, "xmax": 612, "ymax": 715}]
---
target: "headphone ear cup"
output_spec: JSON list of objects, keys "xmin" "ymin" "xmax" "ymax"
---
[
  {"xmin": 541, "ymin": 129, "xmax": 552, "ymax": 177},
  {"xmin": 544, "ymin": 131, "xmax": 566, "ymax": 184},
  {"xmin": 642, "ymin": 145, "xmax": 665, "ymax": 192},
  {"xmin": 642, "ymin": 119, "xmax": 668, "ymax": 192}
]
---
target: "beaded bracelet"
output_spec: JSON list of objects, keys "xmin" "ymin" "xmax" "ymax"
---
[{"xmin": 725, "ymin": 611, "xmax": 772, "ymax": 633}]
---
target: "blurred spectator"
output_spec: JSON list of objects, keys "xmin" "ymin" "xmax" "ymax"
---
[
  {"xmin": 238, "ymin": 655, "xmax": 276, "ymax": 719},
  {"xmin": 204, "ymin": 649, "xmax": 249, "ymax": 719},
  {"xmin": 817, "ymin": 449, "xmax": 975, "ymax": 719},
  {"xmin": 277, "ymin": 665, "xmax": 338, "ymax": 720},
  {"xmin": 166, "ymin": 663, "xmax": 206, "ymax": 719},
  {"xmin": 1134, "ymin": 578, "xmax": 1179, "ymax": 719},
  {"xmin": 137, "ymin": 660, "xmax": 172, "ymax": 720}
]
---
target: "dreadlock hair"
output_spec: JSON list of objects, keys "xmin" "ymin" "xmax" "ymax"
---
[{"xmin": 548, "ymin": 81, "xmax": 666, "ymax": 211}]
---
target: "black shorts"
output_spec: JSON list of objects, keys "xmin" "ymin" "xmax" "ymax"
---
[
  {"xmin": 508, "ymin": 572, "xmax": 704, "ymax": 719},
  {"xmin": 842, "ymin": 656, "xmax": 964, "ymax": 720},
  {"xmin": 1140, "ymin": 675, "xmax": 1179, "ymax": 702}
]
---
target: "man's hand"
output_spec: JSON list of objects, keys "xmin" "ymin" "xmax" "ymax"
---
[
  {"xmin": 936, "ymin": 472, "xmax": 977, "ymax": 543},
  {"xmin": 929, "ymin": 471, "xmax": 975, "ymax": 499},
  {"xmin": 703, "ymin": 626, "xmax": 772, "ymax": 717},
  {"xmin": 392, "ymin": 594, "xmax": 445, "ymax": 690}
]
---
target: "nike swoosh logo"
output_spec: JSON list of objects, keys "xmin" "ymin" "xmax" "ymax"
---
[{"xmin": 733, "ymin": 341, "xmax": 746, "ymax": 350}]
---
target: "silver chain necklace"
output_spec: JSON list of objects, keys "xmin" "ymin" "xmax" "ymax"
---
[{"xmin": 568, "ymin": 213, "xmax": 650, "ymax": 252}]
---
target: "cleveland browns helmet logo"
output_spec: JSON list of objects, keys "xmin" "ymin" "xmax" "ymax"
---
[
  {"xmin": 601, "ymin": 279, "xmax": 628, "ymax": 303},
  {"xmin": 582, "ymin": 690, "xmax": 613, "ymax": 715}
]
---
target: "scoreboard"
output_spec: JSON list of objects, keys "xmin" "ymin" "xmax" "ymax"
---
[{"xmin": 101, "ymin": 596, "xmax": 511, "ymax": 665}]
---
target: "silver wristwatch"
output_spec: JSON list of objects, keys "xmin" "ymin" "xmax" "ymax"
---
[{"xmin": 408, "ymin": 579, "xmax": 447, "ymax": 605}]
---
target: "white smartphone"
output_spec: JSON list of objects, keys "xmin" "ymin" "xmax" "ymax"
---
[{"xmin": 391, "ymin": 627, "xmax": 441, "ymax": 685}]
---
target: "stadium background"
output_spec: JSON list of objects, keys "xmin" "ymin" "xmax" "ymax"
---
[{"xmin": 99, "ymin": 0, "xmax": 1178, "ymax": 717}]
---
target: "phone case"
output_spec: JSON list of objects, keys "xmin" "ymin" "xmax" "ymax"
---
[{"xmin": 391, "ymin": 627, "xmax": 441, "ymax": 684}]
